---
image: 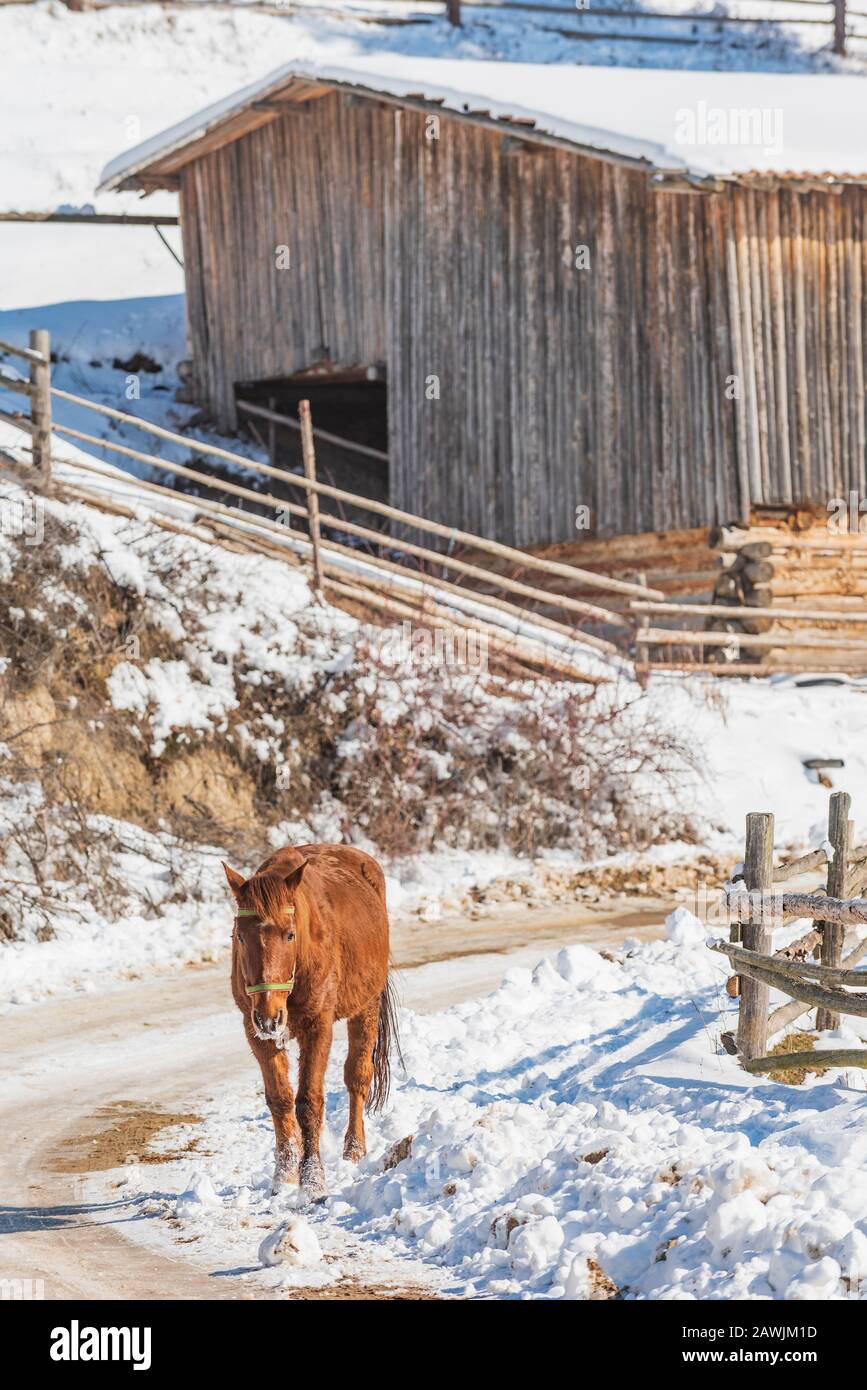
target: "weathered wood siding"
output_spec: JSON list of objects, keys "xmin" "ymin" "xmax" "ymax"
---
[
  {"xmin": 179, "ymin": 97, "xmax": 867, "ymax": 546},
  {"xmin": 388, "ymin": 112, "xmax": 738, "ymax": 541},
  {"xmin": 179, "ymin": 94, "xmax": 392, "ymax": 428}
]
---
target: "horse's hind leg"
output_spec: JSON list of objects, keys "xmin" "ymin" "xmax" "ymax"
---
[
  {"xmin": 343, "ymin": 1002, "xmax": 378, "ymax": 1162},
  {"xmin": 245, "ymin": 1026, "xmax": 299, "ymax": 1192}
]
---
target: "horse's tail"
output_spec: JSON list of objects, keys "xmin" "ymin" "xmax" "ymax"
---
[{"xmin": 368, "ymin": 975, "xmax": 403, "ymax": 1114}]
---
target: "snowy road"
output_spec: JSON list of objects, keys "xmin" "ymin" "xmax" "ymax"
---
[{"xmin": 0, "ymin": 905, "xmax": 665, "ymax": 1300}]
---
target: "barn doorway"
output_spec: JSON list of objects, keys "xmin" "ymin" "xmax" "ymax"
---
[{"xmin": 234, "ymin": 372, "xmax": 389, "ymax": 535}]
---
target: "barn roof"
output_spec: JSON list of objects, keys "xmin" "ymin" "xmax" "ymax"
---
[{"xmin": 98, "ymin": 56, "xmax": 867, "ymax": 192}]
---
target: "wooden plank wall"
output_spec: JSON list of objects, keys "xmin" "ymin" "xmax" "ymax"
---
[
  {"xmin": 388, "ymin": 114, "xmax": 737, "ymax": 543},
  {"xmin": 179, "ymin": 95, "xmax": 393, "ymax": 429},
  {"xmin": 178, "ymin": 97, "xmax": 867, "ymax": 547},
  {"xmin": 724, "ymin": 186, "xmax": 867, "ymax": 517}
]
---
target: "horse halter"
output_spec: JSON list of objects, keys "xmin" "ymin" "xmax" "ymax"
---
[{"xmin": 235, "ymin": 905, "xmax": 298, "ymax": 996}]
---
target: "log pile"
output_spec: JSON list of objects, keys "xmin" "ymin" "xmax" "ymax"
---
[
  {"xmin": 435, "ymin": 512, "xmax": 867, "ymax": 676},
  {"xmin": 706, "ymin": 509, "xmax": 867, "ymax": 672},
  {"xmin": 464, "ymin": 526, "xmax": 717, "ymax": 642}
]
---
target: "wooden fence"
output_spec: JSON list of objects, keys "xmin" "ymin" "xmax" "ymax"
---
[
  {"xmin": 712, "ymin": 792, "xmax": 867, "ymax": 1074},
  {"xmin": 0, "ymin": 329, "xmax": 665, "ymax": 685},
  {"xmin": 455, "ymin": 0, "xmax": 856, "ymax": 55},
  {"xmin": 5, "ymin": 329, "xmax": 867, "ymax": 678},
  {"xmin": 37, "ymin": 0, "xmax": 863, "ymax": 54},
  {"xmin": 0, "ymin": 332, "xmax": 52, "ymax": 478}
]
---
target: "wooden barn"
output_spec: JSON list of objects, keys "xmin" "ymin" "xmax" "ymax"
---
[{"xmin": 99, "ymin": 59, "xmax": 867, "ymax": 583}]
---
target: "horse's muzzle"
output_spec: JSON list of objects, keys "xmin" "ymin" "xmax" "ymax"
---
[{"xmin": 252, "ymin": 1006, "xmax": 288, "ymax": 1041}]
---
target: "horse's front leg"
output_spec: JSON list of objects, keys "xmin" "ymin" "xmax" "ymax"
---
[
  {"xmin": 245, "ymin": 1024, "xmax": 300, "ymax": 1192},
  {"xmin": 296, "ymin": 1017, "xmax": 334, "ymax": 1201}
]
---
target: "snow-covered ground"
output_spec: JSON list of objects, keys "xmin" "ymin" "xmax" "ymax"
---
[{"xmin": 97, "ymin": 913, "xmax": 867, "ymax": 1300}]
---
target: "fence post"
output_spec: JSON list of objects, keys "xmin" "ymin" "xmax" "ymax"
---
[
  {"xmin": 446, "ymin": 0, "xmax": 461, "ymax": 24},
  {"xmin": 834, "ymin": 0, "xmax": 846, "ymax": 55},
  {"xmin": 736, "ymin": 811, "xmax": 774, "ymax": 1059},
  {"xmin": 298, "ymin": 399, "xmax": 324, "ymax": 598},
  {"xmin": 816, "ymin": 791, "xmax": 851, "ymax": 1030},
  {"xmin": 29, "ymin": 328, "xmax": 51, "ymax": 485}
]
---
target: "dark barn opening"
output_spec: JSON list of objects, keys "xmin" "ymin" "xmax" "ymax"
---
[{"xmin": 235, "ymin": 373, "xmax": 389, "ymax": 535}]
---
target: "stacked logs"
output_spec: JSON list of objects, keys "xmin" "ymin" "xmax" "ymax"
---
[
  {"xmin": 463, "ymin": 514, "xmax": 867, "ymax": 674},
  {"xmin": 470, "ymin": 526, "xmax": 719, "ymax": 640},
  {"xmin": 705, "ymin": 511, "xmax": 867, "ymax": 671},
  {"xmin": 708, "ymin": 533, "xmax": 776, "ymax": 638}
]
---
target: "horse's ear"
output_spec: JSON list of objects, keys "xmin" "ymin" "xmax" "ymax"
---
[
  {"xmin": 280, "ymin": 859, "xmax": 307, "ymax": 893},
  {"xmin": 222, "ymin": 862, "xmax": 245, "ymax": 900}
]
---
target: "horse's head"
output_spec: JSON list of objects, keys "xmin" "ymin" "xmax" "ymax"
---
[{"xmin": 223, "ymin": 858, "xmax": 308, "ymax": 1044}]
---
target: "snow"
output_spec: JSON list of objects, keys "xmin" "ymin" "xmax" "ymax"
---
[
  {"xmin": 258, "ymin": 1215, "xmax": 323, "ymax": 1268},
  {"xmin": 664, "ymin": 904, "xmax": 707, "ymax": 946},
  {"xmin": 100, "ymin": 55, "xmax": 867, "ymax": 191},
  {"xmin": 176, "ymin": 1172, "xmax": 224, "ymax": 1218},
  {"xmin": 5, "ymin": 0, "xmax": 867, "ymax": 1308},
  {"xmin": 96, "ymin": 917, "xmax": 867, "ymax": 1300}
]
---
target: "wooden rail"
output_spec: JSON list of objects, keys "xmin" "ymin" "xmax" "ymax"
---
[
  {"xmin": 0, "ymin": 211, "xmax": 180, "ymax": 226},
  {"xmin": 1, "ymin": 338, "xmax": 635, "ymax": 680},
  {"xmin": 47, "ymin": 386, "xmax": 662, "ymax": 603},
  {"xmin": 50, "ymin": 418, "xmax": 626, "ymax": 639},
  {"xmin": 632, "ymin": 599, "xmax": 867, "ymax": 626},
  {"xmin": 238, "ymin": 398, "xmax": 389, "ymax": 466},
  {"xmin": 53, "ymin": 460, "xmax": 613, "ymax": 682}
]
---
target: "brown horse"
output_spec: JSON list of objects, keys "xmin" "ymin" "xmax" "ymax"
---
[{"xmin": 222, "ymin": 844, "xmax": 399, "ymax": 1200}]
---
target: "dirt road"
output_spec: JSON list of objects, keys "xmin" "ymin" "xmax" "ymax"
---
[{"xmin": 0, "ymin": 899, "xmax": 668, "ymax": 1300}]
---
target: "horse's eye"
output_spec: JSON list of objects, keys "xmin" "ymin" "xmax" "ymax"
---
[{"xmin": 286, "ymin": 930, "xmax": 295, "ymax": 942}]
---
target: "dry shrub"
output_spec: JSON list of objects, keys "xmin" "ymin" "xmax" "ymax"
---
[
  {"xmin": 326, "ymin": 639, "xmax": 697, "ymax": 859},
  {"xmin": 767, "ymin": 1032, "xmax": 827, "ymax": 1086},
  {"xmin": 0, "ymin": 508, "xmax": 262, "ymax": 933}
]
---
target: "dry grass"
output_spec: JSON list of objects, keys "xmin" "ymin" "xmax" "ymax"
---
[{"xmin": 766, "ymin": 1031, "xmax": 829, "ymax": 1086}]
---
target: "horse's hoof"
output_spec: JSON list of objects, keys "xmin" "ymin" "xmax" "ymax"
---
[
  {"xmin": 299, "ymin": 1157, "xmax": 327, "ymax": 1202},
  {"xmin": 272, "ymin": 1144, "xmax": 300, "ymax": 1192},
  {"xmin": 343, "ymin": 1136, "xmax": 366, "ymax": 1163}
]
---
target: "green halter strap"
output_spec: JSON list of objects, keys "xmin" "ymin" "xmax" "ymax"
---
[{"xmin": 235, "ymin": 906, "xmax": 297, "ymax": 995}]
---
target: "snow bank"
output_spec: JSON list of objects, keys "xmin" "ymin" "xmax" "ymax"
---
[{"xmin": 108, "ymin": 930, "xmax": 867, "ymax": 1300}]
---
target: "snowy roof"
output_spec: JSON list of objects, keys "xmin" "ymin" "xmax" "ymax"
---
[{"xmin": 98, "ymin": 56, "xmax": 867, "ymax": 191}]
